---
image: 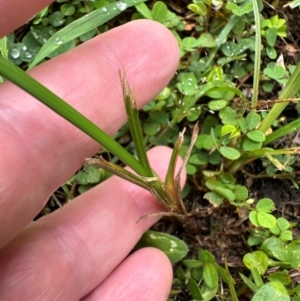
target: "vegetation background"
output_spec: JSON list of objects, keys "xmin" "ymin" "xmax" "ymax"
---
[{"xmin": 2, "ymin": 0, "xmax": 300, "ymax": 300}]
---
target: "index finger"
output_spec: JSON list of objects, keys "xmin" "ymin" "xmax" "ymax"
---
[{"xmin": 0, "ymin": 0, "xmax": 54, "ymax": 37}]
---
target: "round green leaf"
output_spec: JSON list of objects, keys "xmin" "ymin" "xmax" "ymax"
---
[
  {"xmin": 143, "ymin": 121, "xmax": 160, "ymax": 136},
  {"xmin": 270, "ymin": 224, "xmax": 281, "ymax": 235},
  {"xmin": 214, "ymin": 186, "xmax": 236, "ymax": 201},
  {"xmin": 61, "ymin": 4, "xmax": 76, "ymax": 16},
  {"xmin": 256, "ymin": 198, "xmax": 275, "ymax": 212},
  {"xmin": 266, "ymin": 27, "xmax": 277, "ymax": 47},
  {"xmin": 182, "ymin": 37, "xmax": 199, "ymax": 49},
  {"xmin": 220, "ymin": 146, "xmax": 241, "ymax": 160},
  {"xmin": 243, "ymin": 251, "xmax": 268, "ymax": 274},
  {"xmin": 246, "ymin": 112, "xmax": 261, "ymax": 130},
  {"xmin": 48, "ymin": 11, "xmax": 65, "ymax": 27},
  {"xmin": 189, "ymin": 153, "xmax": 208, "ymax": 165},
  {"xmin": 266, "ymin": 46, "xmax": 277, "ymax": 59},
  {"xmin": 204, "ymin": 192, "xmax": 224, "ymax": 207},
  {"xmin": 261, "ymin": 237, "xmax": 289, "ymax": 261},
  {"xmin": 136, "ymin": 230, "xmax": 188, "ymax": 264},
  {"xmin": 234, "ymin": 185, "xmax": 248, "ymax": 201},
  {"xmin": 268, "ymin": 272, "xmax": 291, "ymax": 285},
  {"xmin": 288, "ymin": 242, "xmax": 300, "ymax": 268},
  {"xmin": 188, "ymin": 2, "xmax": 207, "ymax": 15},
  {"xmin": 208, "ymin": 99, "xmax": 227, "ymax": 111},
  {"xmin": 264, "ymin": 62, "xmax": 285, "ymax": 80},
  {"xmin": 280, "ymin": 230, "xmax": 293, "ymax": 241},
  {"xmin": 247, "ymin": 130, "xmax": 266, "ymax": 142},
  {"xmin": 187, "ymin": 106, "xmax": 202, "ymax": 122},
  {"xmin": 249, "ymin": 211, "xmax": 259, "ymax": 227},
  {"xmin": 252, "ymin": 282, "xmax": 289, "ymax": 301},
  {"xmin": 76, "ymin": 165, "xmax": 102, "ymax": 184},
  {"xmin": 219, "ymin": 107, "xmax": 238, "ymax": 125},
  {"xmin": 243, "ymin": 138, "xmax": 262, "ymax": 151},
  {"xmin": 277, "ymin": 217, "xmax": 290, "ymax": 231},
  {"xmin": 177, "ymin": 72, "xmax": 197, "ymax": 96},
  {"xmin": 257, "ymin": 212, "xmax": 277, "ymax": 228},
  {"xmin": 197, "ymin": 33, "xmax": 217, "ymax": 48},
  {"xmin": 218, "ymin": 172, "xmax": 235, "ymax": 184},
  {"xmin": 186, "ymin": 163, "xmax": 197, "ymax": 175},
  {"xmin": 155, "ymin": 87, "xmax": 171, "ymax": 101}
]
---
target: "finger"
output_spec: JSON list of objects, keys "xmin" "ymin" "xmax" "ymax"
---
[
  {"xmin": 82, "ymin": 248, "xmax": 172, "ymax": 301},
  {"xmin": 0, "ymin": 0, "xmax": 54, "ymax": 37},
  {"xmin": 0, "ymin": 20, "xmax": 180, "ymax": 246},
  {"xmin": 0, "ymin": 146, "xmax": 185, "ymax": 300}
]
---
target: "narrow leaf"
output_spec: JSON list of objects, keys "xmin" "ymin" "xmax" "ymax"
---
[{"xmin": 121, "ymin": 72, "xmax": 153, "ymax": 176}]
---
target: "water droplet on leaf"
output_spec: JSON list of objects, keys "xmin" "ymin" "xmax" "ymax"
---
[
  {"xmin": 116, "ymin": 1, "xmax": 127, "ymax": 11},
  {"xmin": 55, "ymin": 38, "xmax": 63, "ymax": 45},
  {"xmin": 10, "ymin": 48, "xmax": 20, "ymax": 59},
  {"xmin": 24, "ymin": 52, "xmax": 32, "ymax": 59}
]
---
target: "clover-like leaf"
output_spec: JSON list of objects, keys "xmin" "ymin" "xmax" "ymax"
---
[
  {"xmin": 243, "ymin": 251, "xmax": 268, "ymax": 274},
  {"xmin": 136, "ymin": 231, "xmax": 188, "ymax": 264}
]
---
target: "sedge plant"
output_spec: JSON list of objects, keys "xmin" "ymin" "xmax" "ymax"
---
[{"xmin": 0, "ymin": 56, "xmax": 198, "ymax": 221}]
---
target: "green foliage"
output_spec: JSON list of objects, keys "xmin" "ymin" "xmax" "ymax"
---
[
  {"xmin": 172, "ymin": 248, "xmax": 236, "ymax": 300},
  {"xmin": 241, "ymin": 198, "xmax": 300, "ymax": 300},
  {"xmin": 3, "ymin": 1, "xmax": 300, "ymax": 300},
  {"xmin": 135, "ymin": 230, "xmax": 188, "ymax": 264}
]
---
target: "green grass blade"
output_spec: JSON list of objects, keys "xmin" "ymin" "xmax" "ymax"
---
[
  {"xmin": 121, "ymin": 73, "xmax": 153, "ymax": 177},
  {"xmin": 0, "ymin": 36, "xmax": 8, "ymax": 83},
  {"xmin": 0, "ymin": 57, "xmax": 150, "ymax": 176},
  {"xmin": 264, "ymin": 118, "xmax": 300, "ymax": 145},
  {"xmin": 29, "ymin": 0, "xmax": 148, "ymax": 68},
  {"xmin": 0, "ymin": 37, "xmax": 8, "ymax": 59},
  {"xmin": 164, "ymin": 130, "xmax": 184, "ymax": 189}
]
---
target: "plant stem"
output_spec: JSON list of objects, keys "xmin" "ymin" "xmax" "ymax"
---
[{"xmin": 251, "ymin": 0, "xmax": 261, "ymax": 109}]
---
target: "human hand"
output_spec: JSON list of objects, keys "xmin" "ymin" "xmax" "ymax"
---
[{"xmin": 0, "ymin": 1, "xmax": 182, "ymax": 300}]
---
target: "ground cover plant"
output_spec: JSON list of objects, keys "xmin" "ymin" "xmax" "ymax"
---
[{"xmin": 2, "ymin": 0, "xmax": 300, "ymax": 300}]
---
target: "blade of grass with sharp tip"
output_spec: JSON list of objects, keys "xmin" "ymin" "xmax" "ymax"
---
[
  {"xmin": 164, "ymin": 129, "xmax": 185, "ymax": 190},
  {"xmin": 29, "ymin": 0, "xmax": 148, "ymax": 68},
  {"xmin": 0, "ymin": 56, "xmax": 149, "ymax": 177},
  {"xmin": 263, "ymin": 117, "xmax": 300, "ymax": 145},
  {"xmin": 121, "ymin": 72, "xmax": 153, "ymax": 177}
]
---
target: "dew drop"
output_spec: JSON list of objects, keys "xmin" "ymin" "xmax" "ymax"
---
[
  {"xmin": 10, "ymin": 48, "xmax": 20, "ymax": 59},
  {"xmin": 24, "ymin": 52, "xmax": 32, "ymax": 59},
  {"xmin": 55, "ymin": 38, "xmax": 63, "ymax": 45},
  {"xmin": 22, "ymin": 45, "xmax": 27, "ymax": 50},
  {"xmin": 101, "ymin": 7, "xmax": 107, "ymax": 12},
  {"xmin": 116, "ymin": 1, "xmax": 127, "ymax": 11},
  {"xmin": 32, "ymin": 32, "xmax": 39, "ymax": 39}
]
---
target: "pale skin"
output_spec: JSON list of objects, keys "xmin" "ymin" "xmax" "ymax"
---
[{"xmin": 0, "ymin": 1, "xmax": 184, "ymax": 300}]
